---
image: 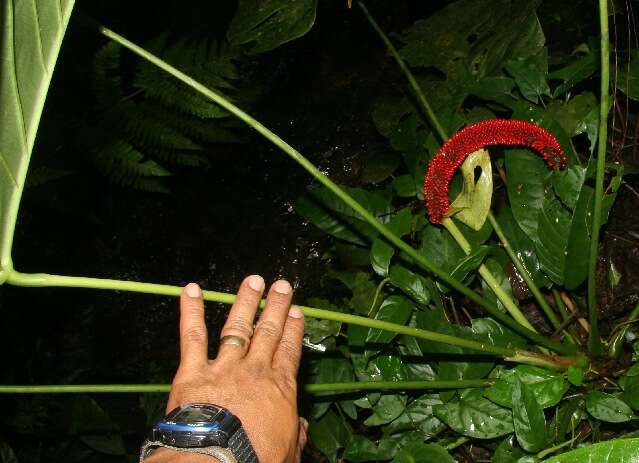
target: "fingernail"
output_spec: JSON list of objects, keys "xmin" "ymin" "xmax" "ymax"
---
[
  {"xmin": 185, "ymin": 283, "xmax": 201, "ymax": 298},
  {"xmin": 273, "ymin": 280, "xmax": 291, "ymax": 295},
  {"xmin": 300, "ymin": 417, "xmax": 309, "ymax": 432},
  {"xmin": 288, "ymin": 305, "xmax": 303, "ymax": 319},
  {"xmin": 247, "ymin": 275, "xmax": 265, "ymax": 292}
]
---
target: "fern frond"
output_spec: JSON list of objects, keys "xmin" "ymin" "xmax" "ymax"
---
[
  {"xmin": 92, "ymin": 139, "xmax": 172, "ymax": 191},
  {"xmin": 133, "ymin": 37, "xmax": 242, "ymax": 119},
  {"xmin": 136, "ymin": 101, "xmax": 242, "ymax": 144},
  {"xmin": 93, "ymin": 42, "xmax": 123, "ymax": 110},
  {"xmin": 119, "ymin": 101, "xmax": 203, "ymax": 152}
]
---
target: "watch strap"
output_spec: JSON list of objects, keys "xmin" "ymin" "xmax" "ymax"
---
[
  {"xmin": 227, "ymin": 425, "xmax": 259, "ymax": 463},
  {"xmin": 140, "ymin": 440, "xmax": 237, "ymax": 463}
]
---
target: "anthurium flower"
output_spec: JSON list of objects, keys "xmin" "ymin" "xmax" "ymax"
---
[{"xmin": 423, "ymin": 119, "xmax": 567, "ymax": 224}]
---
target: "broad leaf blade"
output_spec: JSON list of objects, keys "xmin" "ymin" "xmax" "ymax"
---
[
  {"xmin": 543, "ymin": 438, "xmax": 639, "ymax": 462},
  {"xmin": 0, "ymin": 0, "xmax": 75, "ymax": 272}
]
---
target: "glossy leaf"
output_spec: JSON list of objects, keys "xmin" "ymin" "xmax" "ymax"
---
[
  {"xmin": 295, "ymin": 186, "xmax": 391, "ymax": 246},
  {"xmin": 365, "ymin": 296, "xmax": 413, "ymax": 345},
  {"xmin": 343, "ymin": 435, "xmax": 380, "ymax": 462},
  {"xmin": 398, "ymin": 0, "xmax": 544, "ymax": 80},
  {"xmin": 433, "ymin": 396, "xmax": 514, "ymax": 439},
  {"xmin": 227, "ymin": 0, "xmax": 317, "ymax": 54},
  {"xmin": 493, "ymin": 436, "xmax": 526, "ymax": 463},
  {"xmin": 512, "ymin": 378, "xmax": 546, "ymax": 452},
  {"xmin": 471, "ymin": 318, "xmax": 527, "ymax": 350},
  {"xmin": 505, "ymin": 149, "xmax": 551, "ymax": 239},
  {"xmin": 543, "ymin": 438, "xmax": 639, "ymax": 462},
  {"xmin": 371, "ymin": 239, "xmax": 394, "ymax": 277},
  {"xmin": 393, "ymin": 442, "xmax": 454, "ymax": 463},
  {"xmin": 389, "ymin": 265, "xmax": 432, "ymax": 306},
  {"xmin": 549, "ymin": 41, "xmax": 598, "ymax": 97},
  {"xmin": 385, "ymin": 394, "xmax": 445, "ymax": 438},
  {"xmin": 364, "ymin": 394, "xmax": 406, "ymax": 426},
  {"xmin": 505, "ymin": 47, "xmax": 551, "ymax": 103},
  {"xmin": 0, "ymin": 0, "xmax": 76, "ymax": 272},
  {"xmin": 304, "ymin": 298, "xmax": 342, "ymax": 344},
  {"xmin": 497, "ymin": 207, "xmax": 550, "ymax": 287},
  {"xmin": 310, "ymin": 409, "xmax": 352, "ymax": 463},
  {"xmin": 485, "ymin": 366, "xmax": 568, "ymax": 409},
  {"xmin": 585, "ymin": 391, "xmax": 636, "ymax": 423}
]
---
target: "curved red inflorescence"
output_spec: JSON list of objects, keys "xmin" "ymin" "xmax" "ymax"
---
[{"xmin": 423, "ymin": 119, "xmax": 567, "ymax": 224}]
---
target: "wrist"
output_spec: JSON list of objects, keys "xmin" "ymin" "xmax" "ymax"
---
[{"xmin": 143, "ymin": 448, "xmax": 220, "ymax": 463}]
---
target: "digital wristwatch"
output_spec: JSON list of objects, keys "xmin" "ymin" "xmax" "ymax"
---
[{"xmin": 140, "ymin": 403, "xmax": 258, "ymax": 463}]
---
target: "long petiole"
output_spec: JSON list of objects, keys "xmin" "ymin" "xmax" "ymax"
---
[
  {"xmin": 488, "ymin": 214, "xmax": 567, "ymax": 335},
  {"xmin": 586, "ymin": 0, "xmax": 611, "ymax": 355},
  {"xmin": 443, "ymin": 217, "xmax": 535, "ymax": 331}
]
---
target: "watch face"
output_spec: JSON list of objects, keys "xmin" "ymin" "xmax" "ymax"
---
[{"xmin": 153, "ymin": 404, "xmax": 240, "ymax": 449}]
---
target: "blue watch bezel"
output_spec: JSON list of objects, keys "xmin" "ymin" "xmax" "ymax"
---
[{"xmin": 151, "ymin": 403, "xmax": 241, "ymax": 448}]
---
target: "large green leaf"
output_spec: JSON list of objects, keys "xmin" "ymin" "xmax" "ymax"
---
[
  {"xmin": 0, "ymin": 0, "xmax": 75, "ymax": 276},
  {"xmin": 543, "ymin": 438, "xmax": 639, "ymax": 462},
  {"xmin": 433, "ymin": 396, "xmax": 514, "ymax": 439},
  {"xmin": 227, "ymin": 0, "xmax": 317, "ymax": 54}
]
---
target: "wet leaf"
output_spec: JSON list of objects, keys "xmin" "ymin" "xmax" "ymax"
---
[
  {"xmin": 493, "ymin": 436, "xmax": 526, "ymax": 463},
  {"xmin": 371, "ymin": 239, "xmax": 394, "ymax": 277},
  {"xmin": 385, "ymin": 394, "xmax": 446, "ymax": 438},
  {"xmin": 566, "ymin": 366, "xmax": 583, "ymax": 387},
  {"xmin": 512, "ymin": 377, "xmax": 546, "ymax": 452},
  {"xmin": 433, "ymin": 396, "xmax": 514, "ymax": 439},
  {"xmin": 617, "ymin": 50, "xmax": 639, "ymax": 102},
  {"xmin": 485, "ymin": 365, "xmax": 568, "ymax": 409},
  {"xmin": 366, "ymin": 296, "xmax": 413, "ymax": 345},
  {"xmin": 447, "ymin": 149, "xmax": 493, "ymax": 230},
  {"xmin": 549, "ymin": 41, "xmax": 598, "ymax": 97},
  {"xmin": 621, "ymin": 375, "xmax": 639, "ymax": 410},
  {"xmin": 550, "ymin": 397, "xmax": 586, "ymax": 441},
  {"xmin": 585, "ymin": 391, "xmax": 636, "ymax": 423},
  {"xmin": 497, "ymin": 207, "xmax": 550, "ymax": 287},
  {"xmin": 343, "ymin": 435, "xmax": 379, "ymax": 462},
  {"xmin": 389, "ymin": 265, "xmax": 432, "ymax": 306},
  {"xmin": 393, "ymin": 442, "xmax": 454, "ymax": 463},
  {"xmin": 364, "ymin": 394, "xmax": 406, "ymax": 426},
  {"xmin": 310, "ymin": 409, "xmax": 352, "ymax": 463},
  {"xmin": 295, "ymin": 186, "xmax": 392, "ymax": 246},
  {"xmin": 505, "ymin": 149, "xmax": 551, "ymax": 239},
  {"xmin": 304, "ymin": 298, "xmax": 342, "ymax": 344},
  {"xmin": 471, "ymin": 318, "xmax": 527, "ymax": 350},
  {"xmin": 398, "ymin": 0, "xmax": 543, "ymax": 80},
  {"xmin": 543, "ymin": 438, "xmax": 639, "ymax": 462},
  {"xmin": 505, "ymin": 47, "xmax": 551, "ymax": 103},
  {"xmin": 449, "ymin": 245, "xmax": 490, "ymax": 284},
  {"xmin": 227, "ymin": 0, "xmax": 317, "ymax": 54}
]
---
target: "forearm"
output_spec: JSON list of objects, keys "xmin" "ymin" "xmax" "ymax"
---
[{"xmin": 143, "ymin": 448, "xmax": 220, "ymax": 463}]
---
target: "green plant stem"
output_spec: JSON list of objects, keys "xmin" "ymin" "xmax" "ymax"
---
[
  {"xmin": 0, "ymin": 380, "xmax": 493, "ymax": 395},
  {"xmin": 8, "ymin": 269, "xmax": 582, "ymax": 368},
  {"xmin": 358, "ymin": 2, "xmax": 447, "ymax": 141},
  {"xmin": 305, "ymin": 379, "xmax": 492, "ymax": 393},
  {"xmin": 6, "ymin": 270, "xmax": 508, "ymax": 356},
  {"xmin": 587, "ymin": 0, "xmax": 611, "ymax": 356},
  {"xmin": 609, "ymin": 302, "xmax": 639, "ymax": 359},
  {"xmin": 98, "ymin": 25, "xmax": 573, "ymax": 356},
  {"xmin": 488, "ymin": 214, "xmax": 562, "ymax": 331},
  {"xmin": 443, "ymin": 218, "xmax": 535, "ymax": 331},
  {"xmin": 536, "ymin": 435, "xmax": 580, "ymax": 460},
  {"xmin": 553, "ymin": 289, "xmax": 571, "ymax": 321},
  {"xmin": 445, "ymin": 437, "xmax": 470, "ymax": 451}
]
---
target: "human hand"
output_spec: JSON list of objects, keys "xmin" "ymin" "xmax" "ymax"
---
[{"xmin": 163, "ymin": 276, "xmax": 307, "ymax": 463}]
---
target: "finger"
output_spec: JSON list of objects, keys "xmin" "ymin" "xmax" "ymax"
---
[
  {"xmin": 272, "ymin": 305, "xmax": 304, "ymax": 382},
  {"xmin": 216, "ymin": 275, "xmax": 265, "ymax": 362},
  {"xmin": 179, "ymin": 283, "xmax": 208, "ymax": 368},
  {"xmin": 298, "ymin": 417, "xmax": 308, "ymax": 452},
  {"xmin": 247, "ymin": 279, "xmax": 293, "ymax": 363}
]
